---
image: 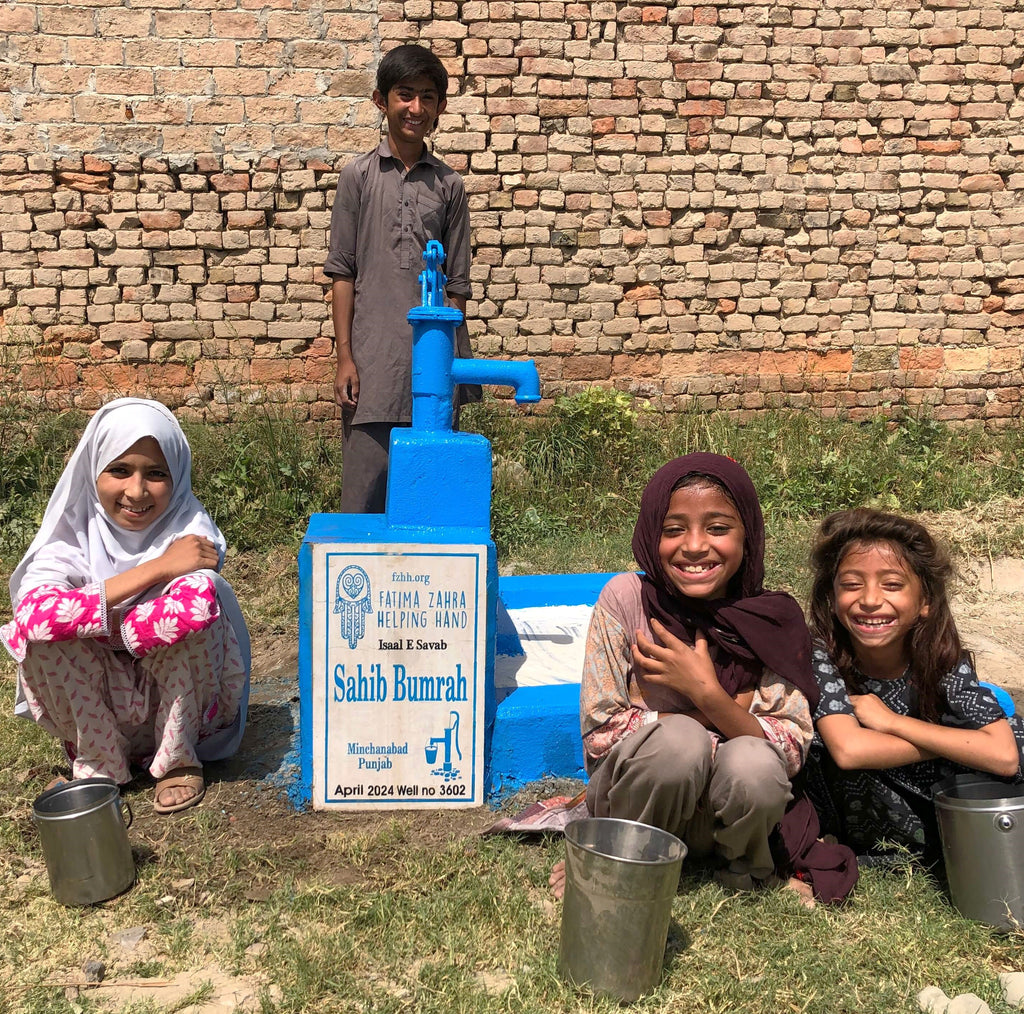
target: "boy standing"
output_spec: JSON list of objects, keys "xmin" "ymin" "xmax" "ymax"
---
[{"xmin": 325, "ymin": 44, "xmax": 476, "ymax": 513}]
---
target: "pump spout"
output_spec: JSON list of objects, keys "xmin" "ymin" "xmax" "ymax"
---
[
  {"xmin": 451, "ymin": 357, "xmax": 541, "ymax": 405},
  {"xmin": 407, "ymin": 241, "xmax": 542, "ymax": 432}
]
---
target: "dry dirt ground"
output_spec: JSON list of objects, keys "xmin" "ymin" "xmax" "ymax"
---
[{"xmin": 951, "ymin": 558, "xmax": 1024, "ymax": 710}]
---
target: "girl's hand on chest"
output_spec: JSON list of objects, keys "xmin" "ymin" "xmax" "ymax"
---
[
  {"xmin": 632, "ymin": 620, "xmax": 721, "ymax": 706},
  {"xmin": 157, "ymin": 535, "xmax": 220, "ymax": 582}
]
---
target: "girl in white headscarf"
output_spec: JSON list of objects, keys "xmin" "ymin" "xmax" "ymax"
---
[{"xmin": 1, "ymin": 398, "xmax": 250, "ymax": 813}]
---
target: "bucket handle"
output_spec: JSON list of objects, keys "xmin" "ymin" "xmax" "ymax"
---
[{"xmin": 121, "ymin": 796, "xmax": 133, "ymax": 830}]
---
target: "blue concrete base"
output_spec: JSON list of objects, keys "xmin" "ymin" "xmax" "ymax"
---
[
  {"xmin": 486, "ymin": 572, "xmax": 616, "ymax": 798},
  {"xmin": 489, "ymin": 683, "xmax": 586, "ymax": 797}
]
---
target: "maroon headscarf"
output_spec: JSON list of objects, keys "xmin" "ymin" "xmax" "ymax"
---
[{"xmin": 631, "ymin": 453, "xmax": 818, "ymax": 707}]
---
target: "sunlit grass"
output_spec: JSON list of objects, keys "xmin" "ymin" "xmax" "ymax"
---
[{"xmin": 1, "ymin": 394, "xmax": 1023, "ymax": 1011}]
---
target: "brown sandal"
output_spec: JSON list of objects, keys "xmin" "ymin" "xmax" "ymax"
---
[{"xmin": 153, "ymin": 767, "xmax": 205, "ymax": 814}]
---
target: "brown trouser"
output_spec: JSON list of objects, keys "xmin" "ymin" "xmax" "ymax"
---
[
  {"xmin": 586, "ymin": 713, "xmax": 792, "ymax": 879},
  {"xmin": 340, "ymin": 421, "xmax": 400, "ymax": 514}
]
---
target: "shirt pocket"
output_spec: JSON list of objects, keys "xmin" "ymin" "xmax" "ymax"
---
[{"xmin": 415, "ymin": 192, "xmax": 446, "ymax": 243}]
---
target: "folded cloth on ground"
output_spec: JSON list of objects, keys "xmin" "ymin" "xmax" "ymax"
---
[{"xmin": 483, "ymin": 790, "xmax": 589, "ymax": 835}]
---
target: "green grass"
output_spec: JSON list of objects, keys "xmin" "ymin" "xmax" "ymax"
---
[
  {"xmin": 2, "ymin": 391, "xmax": 1023, "ymax": 568},
  {"xmin": 183, "ymin": 408, "xmax": 344, "ymax": 552},
  {"xmin": 468, "ymin": 392, "xmax": 1024, "ymax": 585},
  {"xmin": 4, "ymin": 771, "xmax": 1023, "ymax": 1014},
  {"xmin": 1, "ymin": 393, "xmax": 1023, "ymax": 1012}
]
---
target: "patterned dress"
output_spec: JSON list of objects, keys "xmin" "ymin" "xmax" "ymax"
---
[
  {"xmin": 805, "ymin": 645, "xmax": 1024, "ymax": 857},
  {"xmin": 1, "ymin": 574, "xmax": 247, "ymax": 784}
]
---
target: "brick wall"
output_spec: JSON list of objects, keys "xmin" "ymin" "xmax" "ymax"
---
[{"xmin": 1, "ymin": 0, "xmax": 1023, "ymax": 423}]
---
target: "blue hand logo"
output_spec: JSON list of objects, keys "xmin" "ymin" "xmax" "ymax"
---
[{"xmin": 334, "ymin": 565, "xmax": 372, "ymax": 649}]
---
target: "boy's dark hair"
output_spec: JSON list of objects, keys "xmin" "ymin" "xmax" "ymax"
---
[
  {"xmin": 377, "ymin": 45, "xmax": 449, "ymax": 105},
  {"xmin": 809, "ymin": 508, "xmax": 963, "ymax": 722}
]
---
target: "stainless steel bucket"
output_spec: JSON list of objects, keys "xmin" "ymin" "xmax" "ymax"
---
[
  {"xmin": 934, "ymin": 774, "xmax": 1024, "ymax": 930},
  {"xmin": 558, "ymin": 817, "xmax": 686, "ymax": 1001},
  {"xmin": 33, "ymin": 778, "xmax": 135, "ymax": 906}
]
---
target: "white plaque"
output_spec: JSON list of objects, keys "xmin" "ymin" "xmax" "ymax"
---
[{"xmin": 310, "ymin": 543, "xmax": 487, "ymax": 809}]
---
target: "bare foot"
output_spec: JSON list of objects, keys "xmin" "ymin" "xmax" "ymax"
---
[
  {"xmin": 157, "ymin": 781, "xmax": 198, "ymax": 809},
  {"xmin": 549, "ymin": 860, "xmax": 566, "ymax": 899},
  {"xmin": 784, "ymin": 876, "xmax": 816, "ymax": 909}
]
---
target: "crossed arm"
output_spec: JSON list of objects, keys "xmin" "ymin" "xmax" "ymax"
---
[
  {"xmin": 818, "ymin": 693, "xmax": 1019, "ymax": 778},
  {"xmin": 633, "ymin": 619, "xmax": 764, "ymax": 741}
]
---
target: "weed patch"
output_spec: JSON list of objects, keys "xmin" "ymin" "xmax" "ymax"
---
[{"xmin": 465, "ymin": 397, "xmax": 1024, "ymax": 569}]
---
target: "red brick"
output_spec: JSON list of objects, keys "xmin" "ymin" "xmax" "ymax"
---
[
  {"xmin": 673, "ymin": 64, "xmax": 724, "ymax": 82},
  {"xmin": 806, "ymin": 351, "xmax": 852, "ymax": 374},
  {"xmin": 57, "ymin": 172, "xmax": 112, "ymax": 194},
  {"xmin": 562, "ymin": 355, "xmax": 612, "ymax": 381},
  {"xmin": 79, "ymin": 364, "xmax": 139, "ymax": 390},
  {"xmin": 139, "ymin": 211, "xmax": 183, "ymax": 230},
  {"xmin": 250, "ymin": 360, "xmax": 294, "ymax": 383},
  {"xmin": 210, "ymin": 173, "xmax": 251, "ymax": 192},
  {"xmin": 676, "ymin": 100, "xmax": 726, "ymax": 116},
  {"xmin": 900, "ymin": 347, "xmax": 944, "ymax": 370},
  {"xmin": 227, "ymin": 211, "xmax": 268, "ymax": 228}
]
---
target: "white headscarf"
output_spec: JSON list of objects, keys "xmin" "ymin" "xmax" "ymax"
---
[{"xmin": 9, "ymin": 398, "xmax": 225, "ymax": 605}]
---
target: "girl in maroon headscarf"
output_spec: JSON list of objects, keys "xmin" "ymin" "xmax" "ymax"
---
[{"xmin": 562, "ymin": 453, "xmax": 855, "ymax": 904}]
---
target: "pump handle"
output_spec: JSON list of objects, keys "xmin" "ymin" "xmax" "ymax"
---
[{"xmin": 419, "ymin": 240, "xmax": 448, "ymax": 308}]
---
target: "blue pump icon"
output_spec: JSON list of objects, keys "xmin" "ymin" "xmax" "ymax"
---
[{"xmin": 425, "ymin": 711, "xmax": 462, "ymax": 781}]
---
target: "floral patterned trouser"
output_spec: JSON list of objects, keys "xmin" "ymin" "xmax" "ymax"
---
[{"xmin": 17, "ymin": 613, "xmax": 245, "ymax": 783}]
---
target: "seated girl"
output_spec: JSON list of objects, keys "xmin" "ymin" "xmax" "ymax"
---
[
  {"xmin": 2, "ymin": 398, "xmax": 250, "ymax": 814},
  {"xmin": 554, "ymin": 453, "xmax": 855, "ymax": 904},
  {"xmin": 805, "ymin": 508, "xmax": 1023, "ymax": 861}
]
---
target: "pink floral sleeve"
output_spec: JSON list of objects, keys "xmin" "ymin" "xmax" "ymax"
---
[
  {"xmin": 117, "ymin": 573, "xmax": 220, "ymax": 659},
  {"xmin": 0, "ymin": 583, "xmax": 107, "ymax": 664},
  {"xmin": 0, "ymin": 574, "xmax": 222, "ymax": 665}
]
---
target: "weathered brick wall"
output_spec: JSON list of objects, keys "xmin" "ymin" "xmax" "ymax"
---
[{"xmin": 1, "ymin": 0, "xmax": 1023, "ymax": 423}]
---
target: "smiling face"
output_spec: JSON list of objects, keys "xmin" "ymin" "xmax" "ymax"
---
[
  {"xmin": 832, "ymin": 541, "xmax": 929, "ymax": 674},
  {"xmin": 375, "ymin": 74, "xmax": 445, "ymax": 157},
  {"xmin": 96, "ymin": 436, "xmax": 173, "ymax": 531},
  {"xmin": 657, "ymin": 481, "xmax": 745, "ymax": 600}
]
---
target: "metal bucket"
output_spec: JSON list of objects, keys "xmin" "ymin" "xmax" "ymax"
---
[
  {"xmin": 934, "ymin": 774, "xmax": 1024, "ymax": 930},
  {"xmin": 33, "ymin": 778, "xmax": 135, "ymax": 906},
  {"xmin": 558, "ymin": 817, "xmax": 686, "ymax": 1001}
]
